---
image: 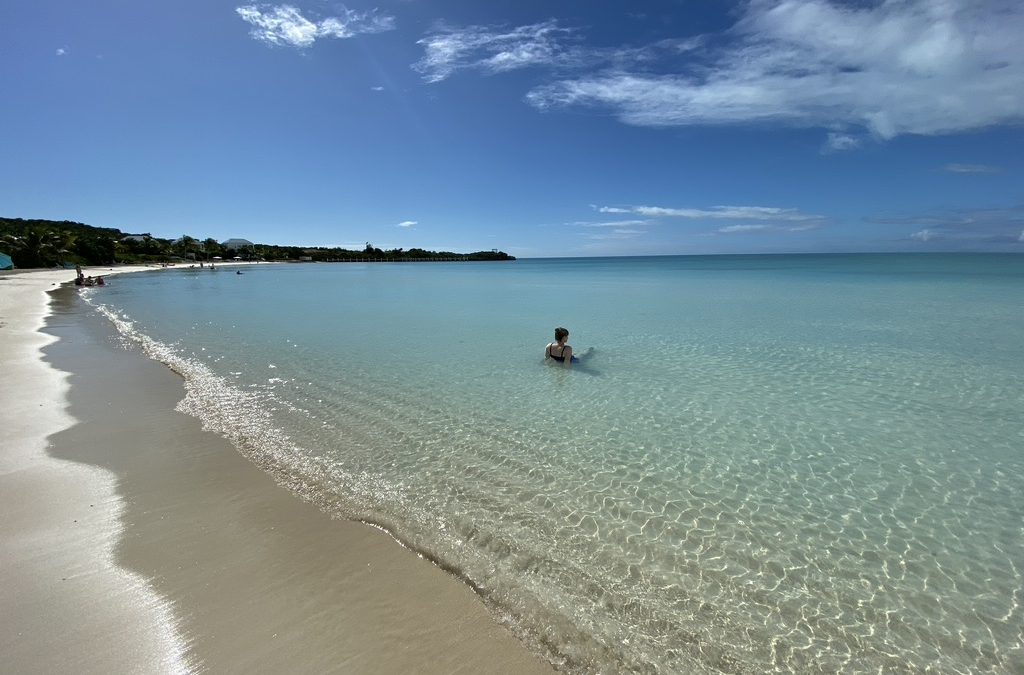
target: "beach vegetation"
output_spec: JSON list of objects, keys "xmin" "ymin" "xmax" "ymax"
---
[
  {"xmin": 1, "ymin": 218, "xmax": 125, "ymax": 268},
  {"xmin": 204, "ymin": 238, "xmax": 225, "ymax": 260},
  {"xmin": 0, "ymin": 216, "xmax": 515, "ymax": 268}
]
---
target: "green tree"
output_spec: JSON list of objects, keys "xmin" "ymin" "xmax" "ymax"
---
[
  {"xmin": 176, "ymin": 235, "xmax": 199, "ymax": 260},
  {"xmin": 75, "ymin": 235, "xmax": 116, "ymax": 265},
  {"xmin": 2, "ymin": 228, "xmax": 57, "ymax": 267},
  {"xmin": 54, "ymin": 230, "xmax": 78, "ymax": 267},
  {"xmin": 203, "ymin": 238, "xmax": 225, "ymax": 260}
]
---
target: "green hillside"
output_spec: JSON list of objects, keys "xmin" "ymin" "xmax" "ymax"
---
[{"xmin": 0, "ymin": 217, "xmax": 515, "ymax": 268}]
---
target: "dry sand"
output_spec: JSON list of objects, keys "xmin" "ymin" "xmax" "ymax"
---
[
  {"xmin": 1, "ymin": 267, "xmax": 556, "ymax": 674},
  {"xmin": 1, "ymin": 266, "xmax": 187, "ymax": 674}
]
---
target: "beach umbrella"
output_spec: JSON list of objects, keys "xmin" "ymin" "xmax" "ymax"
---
[{"xmin": 0, "ymin": 251, "xmax": 13, "ymax": 270}]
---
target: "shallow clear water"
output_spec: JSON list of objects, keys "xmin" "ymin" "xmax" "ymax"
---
[{"xmin": 86, "ymin": 255, "xmax": 1024, "ymax": 673}]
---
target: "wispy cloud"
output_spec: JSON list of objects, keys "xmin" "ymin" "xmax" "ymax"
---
[
  {"xmin": 527, "ymin": 0, "xmax": 1024, "ymax": 140},
  {"xmin": 55, "ymin": 47, "xmax": 67, "ymax": 56},
  {"xmin": 569, "ymin": 217, "xmax": 651, "ymax": 243},
  {"xmin": 715, "ymin": 222, "xmax": 822, "ymax": 235},
  {"xmin": 236, "ymin": 4, "xmax": 395, "ymax": 48},
  {"xmin": 371, "ymin": 86, "xmax": 385, "ymax": 92},
  {"xmin": 824, "ymin": 132, "xmax": 860, "ymax": 153},
  {"xmin": 590, "ymin": 203, "xmax": 825, "ymax": 239},
  {"xmin": 413, "ymin": 25, "xmax": 704, "ymax": 85},
  {"xmin": 584, "ymin": 230, "xmax": 644, "ymax": 241},
  {"xmin": 718, "ymin": 224, "xmax": 771, "ymax": 233},
  {"xmin": 870, "ymin": 205, "xmax": 1024, "ymax": 244},
  {"xmin": 397, "ymin": 220, "xmax": 417, "ymax": 228},
  {"xmin": 598, "ymin": 204, "xmax": 823, "ymax": 222},
  {"xmin": 572, "ymin": 219, "xmax": 648, "ymax": 228},
  {"xmin": 942, "ymin": 163, "xmax": 1001, "ymax": 174},
  {"xmin": 413, "ymin": 20, "xmax": 577, "ymax": 83}
]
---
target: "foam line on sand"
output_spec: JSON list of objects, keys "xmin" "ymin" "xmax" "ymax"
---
[
  {"xmin": 1, "ymin": 267, "xmax": 557, "ymax": 674},
  {"xmin": 0, "ymin": 267, "xmax": 190, "ymax": 674}
]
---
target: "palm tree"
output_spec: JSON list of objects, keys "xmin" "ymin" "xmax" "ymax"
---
[
  {"xmin": 54, "ymin": 230, "xmax": 77, "ymax": 267},
  {"xmin": 2, "ymin": 228, "xmax": 57, "ymax": 268},
  {"xmin": 176, "ymin": 235, "xmax": 199, "ymax": 260},
  {"xmin": 203, "ymin": 238, "xmax": 224, "ymax": 261}
]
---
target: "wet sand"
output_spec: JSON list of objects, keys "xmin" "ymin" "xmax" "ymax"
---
[{"xmin": 1, "ymin": 269, "xmax": 556, "ymax": 674}]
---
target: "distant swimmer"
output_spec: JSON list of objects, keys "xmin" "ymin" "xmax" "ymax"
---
[
  {"xmin": 545, "ymin": 327, "xmax": 593, "ymax": 367},
  {"xmin": 236, "ymin": 270, "xmax": 243, "ymax": 275}
]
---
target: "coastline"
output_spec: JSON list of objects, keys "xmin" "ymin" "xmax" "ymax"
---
[
  {"xmin": 0, "ymin": 266, "xmax": 188, "ymax": 674},
  {"xmin": 1, "ymin": 267, "xmax": 556, "ymax": 674}
]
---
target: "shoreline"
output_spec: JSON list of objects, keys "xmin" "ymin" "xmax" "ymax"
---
[
  {"xmin": 1, "ymin": 267, "xmax": 556, "ymax": 674},
  {"xmin": 0, "ymin": 266, "xmax": 189, "ymax": 674}
]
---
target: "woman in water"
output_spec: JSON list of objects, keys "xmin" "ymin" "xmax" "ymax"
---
[{"xmin": 545, "ymin": 327, "xmax": 577, "ymax": 367}]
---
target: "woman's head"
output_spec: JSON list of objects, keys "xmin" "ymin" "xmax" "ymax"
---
[{"xmin": 554, "ymin": 327, "xmax": 569, "ymax": 341}]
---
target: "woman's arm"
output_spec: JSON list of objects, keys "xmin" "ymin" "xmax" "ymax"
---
[{"xmin": 563, "ymin": 345, "xmax": 573, "ymax": 367}]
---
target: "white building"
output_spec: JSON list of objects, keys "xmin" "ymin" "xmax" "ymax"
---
[{"xmin": 221, "ymin": 238, "xmax": 254, "ymax": 250}]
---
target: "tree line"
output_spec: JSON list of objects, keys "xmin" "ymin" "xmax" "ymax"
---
[{"xmin": 0, "ymin": 217, "xmax": 515, "ymax": 268}]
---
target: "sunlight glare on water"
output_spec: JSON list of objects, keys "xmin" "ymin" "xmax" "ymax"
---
[{"xmin": 89, "ymin": 255, "xmax": 1024, "ymax": 673}]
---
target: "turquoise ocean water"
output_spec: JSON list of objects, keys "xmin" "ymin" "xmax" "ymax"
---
[{"xmin": 84, "ymin": 255, "xmax": 1023, "ymax": 673}]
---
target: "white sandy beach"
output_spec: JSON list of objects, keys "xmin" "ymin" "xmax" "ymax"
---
[
  {"xmin": 0, "ymin": 265, "xmax": 556, "ymax": 674},
  {"xmin": 0, "ymin": 266, "xmax": 188, "ymax": 673}
]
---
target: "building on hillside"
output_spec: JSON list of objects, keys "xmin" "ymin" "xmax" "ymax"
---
[{"xmin": 221, "ymin": 238, "xmax": 254, "ymax": 250}]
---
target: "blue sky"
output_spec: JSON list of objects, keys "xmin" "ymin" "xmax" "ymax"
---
[{"xmin": 2, "ymin": 0, "xmax": 1022, "ymax": 257}]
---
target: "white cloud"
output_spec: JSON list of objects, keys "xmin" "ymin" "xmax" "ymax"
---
[
  {"xmin": 397, "ymin": 220, "xmax": 417, "ymax": 228},
  {"xmin": 589, "ymin": 203, "xmax": 826, "ymax": 238},
  {"xmin": 824, "ymin": 132, "xmax": 860, "ymax": 152},
  {"xmin": 572, "ymin": 219, "xmax": 648, "ymax": 227},
  {"xmin": 56, "ymin": 47, "xmax": 67, "ymax": 56},
  {"xmin": 942, "ymin": 163, "xmax": 1000, "ymax": 173},
  {"xmin": 870, "ymin": 205, "xmax": 1024, "ymax": 241},
  {"xmin": 598, "ymin": 204, "xmax": 822, "ymax": 222},
  {"xmin": 884, "ymin": 205, "xmax": 1024, "ymax": 245},
  {"xmin": 718, "ymin": 224, "xmax": 771, "ymax": 233},
  {"xmin": 371, "ymin": 86, "xmax": 385, "ymax": 92},
  {"xmin": 527, "ymin": 0, "xmax": 1024, "ymax": 139},
  {"xmin": 236, "ymin": 4, "xmax": 395, "ymax": 48},
  {"xmin": 414, "ymin": 20, "xmax": 576, "ymax": 83}
]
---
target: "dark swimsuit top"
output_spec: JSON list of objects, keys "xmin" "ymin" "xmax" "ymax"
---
[{"xmin": 547, "ymin": 344, "xmax": 574, "ymax": 362}]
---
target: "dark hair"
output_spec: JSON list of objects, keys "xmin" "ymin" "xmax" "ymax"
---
[{"xmin": 554, "ymin": 327, "xmax": 569, "ymax": 341}]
